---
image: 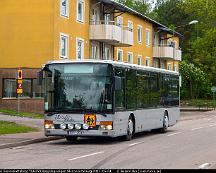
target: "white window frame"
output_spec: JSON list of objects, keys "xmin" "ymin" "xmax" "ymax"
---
[
  {"xmin": 77, "ymin": 0, "xmax": 85, "ymax": 23},
  {"xmin": 137, "ymin": 55, "xmax": 142, "ymax": 65},
  {"xmin": 91, "ymin": 43, "xmax": 98, "ymax": 60},
  {"xmin": 105, "ymin": 46, "xmax": 111, "ymax": 60},
  {"xmin": 127, "ymin": 52, "xmax": 133, "ymax": 64},
  {"xmin": 76, "ymin": 37, "xmax": 84, "ymax": 60},
  {"xmin": 146, "ymin": 28, "xmax": 151, "ymax": 46},
  {"xmin": 138, "ymin": 25, "xmax": 142, "ymax": 43},
  {"xmin": 161, "ymin": 62, "xmax": 165, "ymax": 69},
  {"xmin": 117, "ymin": 49, "xmax": 123, "ymax": 62},
  {"xmin": 60, "ymin": 0, "xmax": 69, "ymax": 18},
  {"xmin": 60, "ymin": 33, "xmax": 69, "ymax": 59},
  {"xmin": 146, "ymin": 57, "xmax": 150, "ymax": 66},
  {"xmin": 116, "ymin": 16, "xmax": 123, "ymax": 28},
  {"xmin": 168, "ymin": 63, "xmax": 172, "ymax": 71},
  {"xmin": 174, "ymin": 64, "xmax": 177, "ymax": 71},
  {"xmin": 128, "ymin": 20, "xmax": 133, "ymax": 32}
]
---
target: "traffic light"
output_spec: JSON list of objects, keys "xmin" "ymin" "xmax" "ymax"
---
[{"xmin": 18, "ymin": 70, "xmax": 22, "ymax": 80}]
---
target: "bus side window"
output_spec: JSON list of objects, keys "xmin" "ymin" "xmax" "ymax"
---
[{"xmin": 114, "ymin": 68, "xmax": 126, "ymax": 109}]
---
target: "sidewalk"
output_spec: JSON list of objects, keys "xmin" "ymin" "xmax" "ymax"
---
[{"xmin": 0, "ymin": 113, "xmax": 61, "ymax": 149}]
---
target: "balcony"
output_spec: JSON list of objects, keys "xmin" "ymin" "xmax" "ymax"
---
[
  {"xmin": 153, "ymin": 45, "xmax": 182, "ymax": 61},
  {"xmin": 89, "ymin": 21, "xmax": 133, "ymax": 47}
]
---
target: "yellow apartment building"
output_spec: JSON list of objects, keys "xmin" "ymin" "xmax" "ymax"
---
[{"xmin": 0, "ymin": 0, "xmax": 182, "ymax": 113}]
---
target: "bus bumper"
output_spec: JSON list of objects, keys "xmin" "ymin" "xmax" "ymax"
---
[{"xmin": 45, "ymin": 129, "xmax": 117, "ymax": 138}]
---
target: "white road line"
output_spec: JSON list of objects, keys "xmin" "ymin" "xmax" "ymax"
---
[
  {"xmin": 166, "ymin": 132, "xmax": 182, "ymax": 137},
  {"xmin": 191, "ymin": 127, "xmax": 203, "ymax": 131},
  {"xmin": 198, "ymin": 163, "xmax": 211, "ymax": 169},
  {"xmin": 129, "ymin": 142, "xmax": 142, "ymax": 147},
  {"xmin": 68, "ymin": 151, "xmax": 104, "ymax": 161},
  {"xmin": 209, "ymin": 124, "xmax": 216, "ymax": 127}
]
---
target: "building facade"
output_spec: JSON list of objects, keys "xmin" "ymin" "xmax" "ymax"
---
[{"xmin": 0, "ymin": 0, "xmax": 182, "ymax": 113}]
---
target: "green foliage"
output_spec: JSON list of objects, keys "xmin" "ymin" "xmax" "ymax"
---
[
  {"xmin": 180, "ymin": 61, "xmax": 212, "ymax": 99},
  {"xmin": 0, "ymin": 121, "xmax": 38, "ymax": 135}
]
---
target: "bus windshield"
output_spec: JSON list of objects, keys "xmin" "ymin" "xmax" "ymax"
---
[{"xmin": 44, "ymin": 63, "xmax": 113, "ymax": 113}]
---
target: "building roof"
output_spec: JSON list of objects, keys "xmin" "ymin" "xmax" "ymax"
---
[{"xmin": 99, "ymin": 0, "xmax": 183, "ymax": 37}]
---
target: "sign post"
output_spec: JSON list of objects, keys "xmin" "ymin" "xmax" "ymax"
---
[
  {"xmin": 17, "ymin": 68, "xmax": 23, "ymax": 115},
  {"xmin": 211, "ymin": 86, "xmax": 216, "ymax": 110}
]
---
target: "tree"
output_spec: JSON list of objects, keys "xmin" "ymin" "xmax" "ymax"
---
[{"xmin": 180, "ymin": 61, "xmax": 212, "ymax": 99}]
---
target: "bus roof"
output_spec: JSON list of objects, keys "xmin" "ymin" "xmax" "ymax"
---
[{"xmin": 44, "ymin": 60, "xmax": 179, "ymax": 76}]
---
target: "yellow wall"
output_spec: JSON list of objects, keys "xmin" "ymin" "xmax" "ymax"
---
[
  {"xmin": 114, "ymin": 13, "xmax": 153, "ymax": 66},
  {"xmin": 53, "ymin": 0, "xmax": 90, "ymax": 60},
  {"xmin": 0, "ymin": 0, "xmax": 54, "ymax": 68}
]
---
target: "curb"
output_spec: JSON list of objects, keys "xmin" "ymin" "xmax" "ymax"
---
[{"xmin": 0, "ymin": 136, "xmax": 63, "ymax": 149}]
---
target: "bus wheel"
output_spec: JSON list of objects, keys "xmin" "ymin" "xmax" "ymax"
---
[
  {"xmin": 124, "ymin": 116, "xmax": 134, "ymax": 141},
  {"xmin": 65, "ymin": 136, "xmax": 78, "ymax": 142},
  {"xmin": 160, "ymin": 112, "xmax": 169, "ymax": 133}
]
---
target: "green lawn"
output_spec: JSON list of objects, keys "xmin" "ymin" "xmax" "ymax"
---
[
  {"xmin": 0, "ymin": 109, "xmax": 44, "ymax": 119},
  {"xmin": 0, "ymin": 121, "xmax": 38, "ymax": 135}
]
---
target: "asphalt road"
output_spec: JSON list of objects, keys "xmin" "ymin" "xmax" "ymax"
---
[{"xmin": 0, "ymin": 112, "xmax": 216, "ymax": 169}]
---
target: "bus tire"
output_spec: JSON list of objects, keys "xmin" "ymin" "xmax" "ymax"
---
[
  {"xmin": 65, "ymin": 136, "xmax": 78, "ymax": 141},
  {"xmin": 124, "ymin": 116, "xmax": 134, "ymax": 141},
  {"xmin": 160, "ymin": 112, "xmax": 169, "ymax": 133}
]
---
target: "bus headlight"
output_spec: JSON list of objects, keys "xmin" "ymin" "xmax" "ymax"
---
[
  {"xmin": 60, "ymin": 123, "xmax": 66, "ymax": 130},
  {"xmin": 83, "ymin": 124, "xmax": 89, "ymax": 130},
  {"xmin": 68, "ymin": 124, "xmax": 74, "ymax": 130},
  {"xmin": 106, "ymin": 125, "xmax": 113, "ymax": 130},
  {"xmin": 44, "ymin": 120, "xmax": 54, "ymax": 129},
  {"xmin": 75, "ymin": 124, "xmax": 82, "ymax": 130}
]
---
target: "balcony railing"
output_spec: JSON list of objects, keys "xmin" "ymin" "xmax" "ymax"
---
[
  {"xmin": 153, "ymin": 44, "xmax": 182, "ymax": 61},
  {"xmin": 89, "ymin": 20, "xmax": 133, "ymax": 47}
]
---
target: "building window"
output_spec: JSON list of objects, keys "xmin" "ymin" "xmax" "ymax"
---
[
  {"xmin": 60, "ymin": 0, "xmax": 69, "ymax": 18},
  {"xmin": 138, "ymin": 25, "xmax": 142, "ymax": 43},
  {"xmin": 154, "ymin": 60, "xmax": 159, "ymax": 68},
  {"xmin": 138, "ymin": 55, "xmax": 142, "ymax": 65},
  {"xmin": 161, "ymin": 63, "xmax": 165, "ymax": 69},
  {"xmin": 76, "ymin": 38, "xmax": 84, "ymax": 60},
  {"xmin": 3, "ymin": 79, "xmax": 17, "ymax": 98},
  {"xmin": 116, "ymin": 16, "xmax": 123, "ymax": 28},
  {"xmin": 128, "ymin": 21, "xmax": 133, "ymax": 32},
  {"xmin": 128, "ymin": 52, "xmax": 133, "ymax": 64},
  {"xmin": 146, "ymin": 29, "xmax": 150, "ymax": 46},
  {"xmin": 33, "ymin": 79, "xmax": 44, "ymax": 98},
  {"xmin": 105, "ymin": 47, "xmax": 111, "ymax": 60},
  {"xmin": 146, "ymin": 57, "xmax": 150, "ymax": 66},
  {"xmin": 2, "ymin": 78, "xmax": 44, "ymax": 99},
  {"xmin": 117, "ymin": 49, "xmax": 123, "ymax": 62},
  {"xmin": 77, "ymin": 0, "xmax": 84, "ymax": 23},
  {"xmin": 92, "ymin": 44, "xmax": 98, "ymax": 60},
  {"xmin": 60, "ymin": 33, "xmax": 69, "ymax": 59},
  {"xmin": 168, "ymin": 63, "xmax": 172, "ymax": 70},
  {"xmin": 174, "ymin": 65, "xmax": 177, "ymax": 71}
]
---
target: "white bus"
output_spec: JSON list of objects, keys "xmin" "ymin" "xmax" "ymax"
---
[{"xmin": 42, "ymin": 60, "xmax": 180, "ymax": 141}]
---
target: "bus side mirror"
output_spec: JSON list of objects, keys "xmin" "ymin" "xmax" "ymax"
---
[
  {"xmin": 114, "ymin": 76, "xmax": 122, "ymax": 91},
  {"xmin": 37, "ymin": 70, "xmax": 43, "ymax": 85}
]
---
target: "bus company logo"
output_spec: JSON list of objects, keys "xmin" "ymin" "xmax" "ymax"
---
[{"xmin": 54, "ymin": 114, "xmax": 75, "ymax": 122}]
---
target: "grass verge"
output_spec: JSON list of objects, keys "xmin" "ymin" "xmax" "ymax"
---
[
  {"xmin": 181, "ymin": 99, "xmax": 216, "ymax": 107},
  {"xmin": 0, "ymin": 121, "xmax": 38, "ymax": 135},
  {"xmin": 0, "ymin": 109, "xmax": 43, "ymax": 119}
]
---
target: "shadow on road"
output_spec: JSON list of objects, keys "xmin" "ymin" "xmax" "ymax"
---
[{"xmin": 46, "ymin": 129, "xmax": 176, "ymax": 146}]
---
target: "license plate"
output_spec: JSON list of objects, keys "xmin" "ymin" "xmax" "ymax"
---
[
  {"xmin": 68, "ymin": 130, "xmax": 84, "ymax": 135},
  {"xmin": 84, "ymin": 114, "xmax": 96, "ymax": 127}
]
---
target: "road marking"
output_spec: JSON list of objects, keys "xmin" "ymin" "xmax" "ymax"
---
[
  {"xmin": 209, "ymin": 124, "xmax": 216, "ymax": 127},
  {"xmin": 191, "ymin": 127, "xmax": 203, "ymax": 131},
  {"xmin": 207, "ymin": 119, "xmax": 211, "ymax": 121},
  {"xmin": 166, "ymin": 132, "xmax": 182, "ymax": 137},
  {"xmin": 198, "ymin": 163, "xmax": 211, "ymax": 169},
  {"xmin": 129, "ymin": 142, "xmax": 142, "ymax": 147},
  {"xmin": 68, "ymin": 151, "xmax": 104, "ymax": 161}
]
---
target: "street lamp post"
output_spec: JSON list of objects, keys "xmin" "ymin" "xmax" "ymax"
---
[{"xmin": 172, "ymin": 20, "xmax": 199, "ymax": 71}]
